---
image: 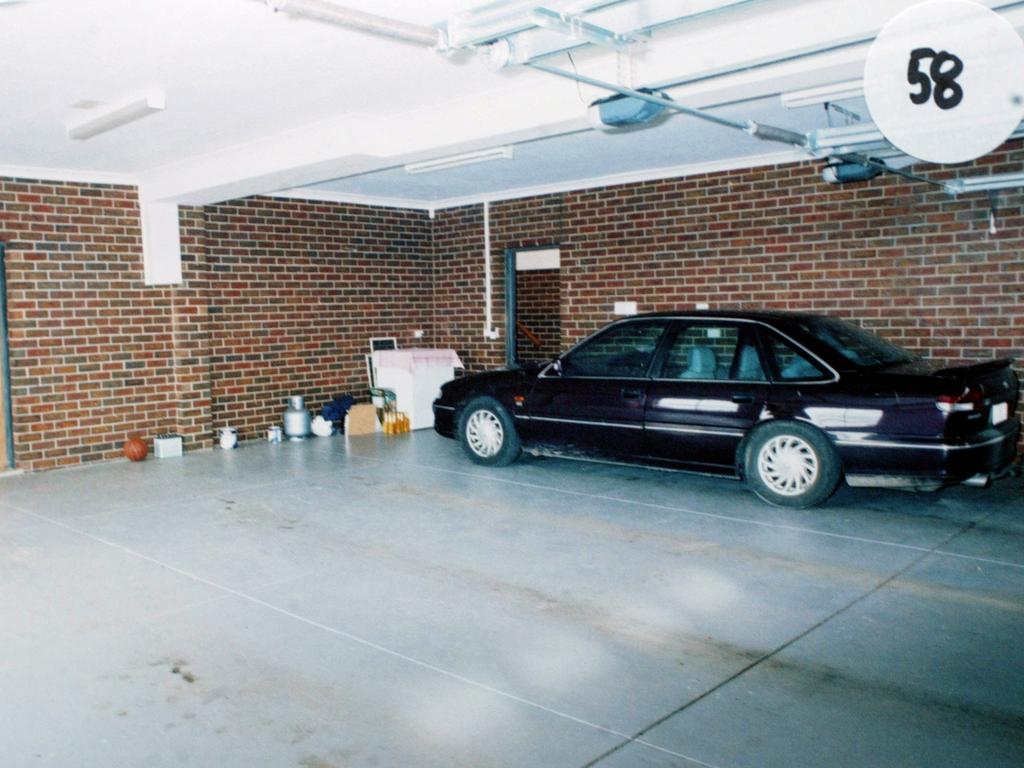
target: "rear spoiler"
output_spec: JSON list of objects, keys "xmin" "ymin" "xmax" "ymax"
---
[{"xmin": 934, "ymin": 358, "xmax": 1016, "ymax": 378}]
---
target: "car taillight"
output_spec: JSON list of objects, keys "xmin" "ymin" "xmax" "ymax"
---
[{"xmin": 936, "ymin": 387, "xmax": 984, "ymax": 413}]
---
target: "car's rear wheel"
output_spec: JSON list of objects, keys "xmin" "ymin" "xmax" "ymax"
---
[
  {"xmin": 458, "ymin": 396, "xmax": 521, "ymax": 466},
  {"xmin": 744, "ymin": 422, "xmax": 840, "ymax": 508}
]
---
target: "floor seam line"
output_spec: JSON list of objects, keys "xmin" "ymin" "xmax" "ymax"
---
[
  {"xmin": 578, "ymin": 512, "xmax": 994, "ymax": 767},
  {"xmin": 342, "ymin": 452, "xmax": 1024, "ymax": 570},
  {"xmin": 7, "ymin": 502, "xmax": 715, "ymax": 767}
]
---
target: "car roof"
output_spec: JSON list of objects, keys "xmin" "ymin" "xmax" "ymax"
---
[{"xmin": 614, "ymin": 310, "xmax": 825, "ymax": 323}]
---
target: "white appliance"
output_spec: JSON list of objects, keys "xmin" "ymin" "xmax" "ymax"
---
[
  {"xmin": 153, "ymin": 434, "xmax": 183, "ymax": 458},
  {"xmin": 372, "ymin": 348, "xmax": 463, "ymax": 430}
]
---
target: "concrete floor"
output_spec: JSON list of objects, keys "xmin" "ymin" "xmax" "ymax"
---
[{"xmin": 1, "ymin": 432, "xmax": 1022, "ymax": 768}]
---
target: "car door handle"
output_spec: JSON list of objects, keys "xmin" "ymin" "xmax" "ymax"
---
[
  {"xmin": 621, "ymin": 387, "xmax": 644, "ymax": 402},
  {"xmin": 731, "ymin": 393, "xmax": 755, "ymax": 404}
]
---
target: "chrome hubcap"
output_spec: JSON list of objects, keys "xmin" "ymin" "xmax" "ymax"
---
[
  {"xmin": 466, "ymin": 410, "xmax": 504, "ymax": 458},
  {"xmin": 757, "ymin": 435, "xmax": 818, "ymax": 496}
]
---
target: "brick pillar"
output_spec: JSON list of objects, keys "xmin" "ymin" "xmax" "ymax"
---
[{"xmin": 171, "ymin": 207, "xmax": 212, "ymax": 450}]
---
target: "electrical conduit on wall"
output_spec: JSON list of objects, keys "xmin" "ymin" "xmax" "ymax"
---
[
  {"xmin": 0, "ymin": 243, "xmax": 14, "ymax": 469},
  {"xmin": 483, "ymin": 201, "xmax": 500, "ymax": 340}
]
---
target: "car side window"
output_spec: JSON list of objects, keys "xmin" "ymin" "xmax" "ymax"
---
[
  {"xmin": 560, "ymin": 321, "xmax": 669, "ymax": 378},
  {"xmin": 766, "ymin": 333, "xmax": 830, "ymax": 382},
  {"xmin": 663, "ymin": 324, "xmax": 738, "ymax": 380},
  {"xmin": 661, "ymin": 323, "xmax": 765, "ymax": 381}
]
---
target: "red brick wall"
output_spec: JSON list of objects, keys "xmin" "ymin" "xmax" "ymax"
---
[
  {"xmin": 0, "ymin": 187, "xmax": 433, "ymax": 468},
  {"xmin": 433, "ymin": 198, "xmax": 566, "ymax": 372},
  {"xmin": 173, "ymin": 207, "xmax": 213, "ymax": 452},
  {"xmin": 0, "ymin": 179, "xmax": 182, "ymax": 469},
  {"xmin": 203, "ymin": 197, "xmax": 433, "ymax": 440},
  {"xmin": 432, "ymin": 205, "xmax": 500, "ymax": 372},
  {"xmin": 515, "ymin": 268, "xmax": 561, "ymax": 363},
  {"xmin": 433, "ymin": 145, "xmax": 1024, "ymax": 442},
  {"xmin": 3, "ymin": 142, "xmax": 1022, "ymax": 469},
  {"xmin": 554, "ymin": 153, "xmax": 1024, "ymax": 362}
]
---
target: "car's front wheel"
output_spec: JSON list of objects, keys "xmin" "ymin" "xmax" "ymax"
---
[
  {"xmin": 458, "ymin": 396, "xmax": 522, "ymax": 466},
  {"xmin": 744, "ymin": 422, "xmax": 840, "ymax": 508}
]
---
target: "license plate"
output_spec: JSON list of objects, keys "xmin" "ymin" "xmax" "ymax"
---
[{"xmin": 992, "ymin": 402, "xmax": 1008, "ymax": 425}]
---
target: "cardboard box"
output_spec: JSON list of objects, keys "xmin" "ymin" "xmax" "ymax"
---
[{"xmin": 345, "ymin": 404, "xmax": 380, "ymax": 435}]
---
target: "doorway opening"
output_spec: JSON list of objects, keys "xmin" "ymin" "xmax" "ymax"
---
[{"xmin": 504, "ymin": 246, "xmax": 561, "ymax": 368}]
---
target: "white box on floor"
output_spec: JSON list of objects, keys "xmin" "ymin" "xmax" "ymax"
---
[
  {"xmin": 153, "ymin": 434, "xmax": 183, "ymax": 458},
  {"xmin": 372, "ymin": 348, "xmax": 463, "ymax": 430}
]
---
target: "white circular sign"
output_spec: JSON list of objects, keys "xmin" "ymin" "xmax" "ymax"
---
[{"xmin": 864, "ymin": 0, "xmax": 1024, "ymax": 164}]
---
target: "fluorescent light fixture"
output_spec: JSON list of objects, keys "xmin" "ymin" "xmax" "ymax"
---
[
  {"xmin": 404, "ymin": 146, "xmax": 514, "ymax": 174},
  {"xmin": 782, "ymin": 80, "xmax": 864, "ymax": 109},
  {"xmin": 66, "ymin": 92, "xmax": 165, "ymax": 140}
]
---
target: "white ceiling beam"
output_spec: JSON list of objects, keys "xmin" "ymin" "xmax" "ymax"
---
[
  {"xmin": 137, "ymin": 113, "xmax": 386, "ymax": 204},
  {"xmin": 137, "ymin": 73, "xmax": 591, "ymax": 205},
  {"xmin": 140, "ymin": 200, "xmax": 182, "ymax": 285}
]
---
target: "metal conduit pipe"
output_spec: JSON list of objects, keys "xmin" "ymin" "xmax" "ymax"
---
[
  {"xmin": 528, "ymin": 61, "xmax": 749, "ymax": 132},
  {"xmin": 527, "ymin": 61, "xmax": 808, "ymax": 147},
  {"xmin": 266, "ymin": 0, "xmax": 443, "ymax": 47}
]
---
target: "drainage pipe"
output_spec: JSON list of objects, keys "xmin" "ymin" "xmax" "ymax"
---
[
  {"xmin": 482, "ymin": 202, "xmax": 499, "ymax": 340},
  {"xmin": 266, "ymin": 0, "xmax": 443, "ymax": 47}
]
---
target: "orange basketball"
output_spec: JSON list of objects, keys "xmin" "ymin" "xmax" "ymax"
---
[{"xmin": 123, "ymin": 436, "xmax": 148, "ymax": 462}]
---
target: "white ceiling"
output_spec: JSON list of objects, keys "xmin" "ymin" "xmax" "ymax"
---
[
  {"xmin": 0, "ymin": 0, "xmax": 500, "ymax": 171},
  {"xmin": 1, "ymin": 0, "xmax": 1021, "ymax": 208},
  {"xmin": 297, "ymin": 94, "xmax": 840, "ymax": 208}
]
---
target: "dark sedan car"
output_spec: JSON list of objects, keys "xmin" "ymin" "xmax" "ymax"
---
[{"xmin": 433, "ymin": 312, "xmax": 1020, "ymax": 507}]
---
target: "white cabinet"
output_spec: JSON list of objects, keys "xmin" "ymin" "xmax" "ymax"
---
[{"xmin": 372, "ymin": 349, "xmax": 463, "ymax": 430}]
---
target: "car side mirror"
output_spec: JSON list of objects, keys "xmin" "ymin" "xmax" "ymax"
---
[{"xmin": 550, "ymin": 359, "xmax": 563, "ymax": 376}]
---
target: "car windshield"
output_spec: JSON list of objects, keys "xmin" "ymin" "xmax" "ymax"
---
[{"xmin": 797, "ymin": 318, "xmax": 916, "ymax": 368}]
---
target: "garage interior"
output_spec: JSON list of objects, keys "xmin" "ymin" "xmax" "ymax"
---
[{"xmin": 1, "ymin": 1, "xmax": 1023, "ymax": 766}]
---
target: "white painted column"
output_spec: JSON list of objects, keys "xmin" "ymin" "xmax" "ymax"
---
[{"xmin": 140, "ymin": 200, "xmax": 183, "ymax": 285}]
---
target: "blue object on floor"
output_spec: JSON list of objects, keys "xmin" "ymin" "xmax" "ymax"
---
[{"xmin": 322, "ymin": 394, "xmax": 354, "ymax": 425}]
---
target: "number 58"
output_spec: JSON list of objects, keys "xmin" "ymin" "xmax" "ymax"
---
[{"xmin": 907, "ymin": 48, "xmax": 964, "ymax": 110}]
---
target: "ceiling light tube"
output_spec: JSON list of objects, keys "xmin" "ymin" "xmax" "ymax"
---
[
  {"xmin": 404, "ymin": 146, "xmax": 514, "ymax": 174},
  {"xmin": 67, "ymin": 92, "xmax": 166, "ymax": 140}
]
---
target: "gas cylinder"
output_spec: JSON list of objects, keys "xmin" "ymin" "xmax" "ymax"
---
[{"xmin": 283, "ymin": 395, "xmax": 311, "ymax": 440}]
